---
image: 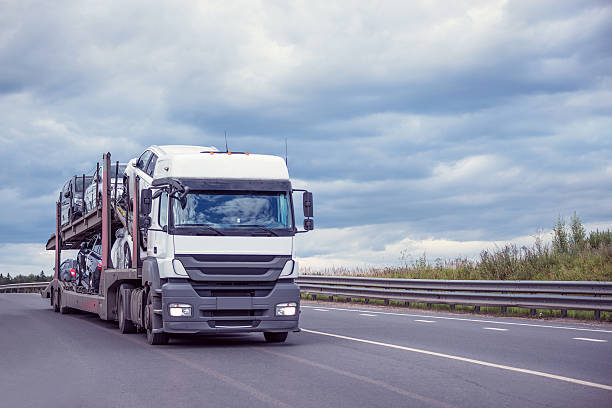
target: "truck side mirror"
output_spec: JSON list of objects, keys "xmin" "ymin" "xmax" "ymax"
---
[
  {"xmin": 303, "ymin": 191, "xmax": 313, "ymax": 218},
  {"xmin": 303, "ymin": 218, "xmax": 314, "ymax": 231},
  {"xmin": 139, "ymin": 215, "xmax": 152, "ymax": 229},
  {"xmin": 140, "ymin": 188, "xmax": 152, "ymax": 215}
]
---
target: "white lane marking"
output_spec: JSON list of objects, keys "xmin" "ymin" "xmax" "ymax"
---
[
  {"xmin": 483, "ymin": 327, "xmax": 508, "ymax": 331},
  {"xmin": 414, "ymin": 320, "xmax": 435, "ymax": 323},
  {"xmin": 302, "ymin": 328, "xmax": 612, "ymax": 391},
  {"xmin": 573, "ymin": 337, "xmax": 608, "ymax": 343},
  {"xmin": 302, "ymin": 305, "xmax": 612, "ymax": 334},
  {"xmin": 313, "ymin": 308, "xmax": 329, "ymax": 312},
  {"xmin": 360, "ymin": 313, "xmax": 376, "ymax": 317}
]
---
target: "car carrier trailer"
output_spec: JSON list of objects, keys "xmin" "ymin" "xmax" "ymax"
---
[{"xmin": 44, "ymin": 147, "xmax": 314, "ymax": 345}]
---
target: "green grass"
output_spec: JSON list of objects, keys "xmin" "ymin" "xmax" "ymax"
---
[{"xmin": 304, "ymin": 218, "xmax": 612, "ymax": 282}]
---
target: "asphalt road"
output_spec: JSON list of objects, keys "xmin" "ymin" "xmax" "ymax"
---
[{"xmin": 1, "ymin": 294, "xmax": 611, "ymax": 408}]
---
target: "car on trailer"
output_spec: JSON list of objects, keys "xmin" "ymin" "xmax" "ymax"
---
[
  {"xmin": 60, "ymin": 175, "xmax": 93, "ymax": 225},
  {"xmin": 84, "ymin": 162, "xmax": 127, "ymax": 212},
  {"xmin": 77, "ymin": 235, "xmax": 103, "ymax": 292},
  {"xmin": 59, "ymin": 259, "xmax": 79, "ymax": 282}
]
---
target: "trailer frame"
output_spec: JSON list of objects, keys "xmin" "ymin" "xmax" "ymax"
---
[{"xmin": 47, "ymin": 152, "xmax": 141, "ymax": 321}]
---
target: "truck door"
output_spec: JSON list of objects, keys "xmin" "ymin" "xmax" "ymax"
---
[{"xmin": 147, "ymin": 191, "xmax": 171, "ymax": 258}]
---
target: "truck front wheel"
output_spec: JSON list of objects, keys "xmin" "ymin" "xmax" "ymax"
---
[{"xmin": 264, "ymin": 332, "xmax": 288, "ymax": 343}]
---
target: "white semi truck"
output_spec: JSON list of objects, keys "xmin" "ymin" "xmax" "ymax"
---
[{"xmin": 44, "ymin": 145, "xmax": 314, "ymax": 345}]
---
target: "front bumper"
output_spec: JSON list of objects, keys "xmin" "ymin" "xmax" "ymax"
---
[{"xmin": 161, "ymin": 279, "xmax": 300, "ymax": 334}]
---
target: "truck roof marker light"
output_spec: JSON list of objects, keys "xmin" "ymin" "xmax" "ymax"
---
[
  {"xmin": 210, "ymin": 152, "xmax": 214, "ymax": 155},
  {"xmin": 228, "ymin": 151, "xmax": 232, "ymax": 155},
  {"xmin": 245, "ymin": 152, "xmax": 249, "ymax": 155}
]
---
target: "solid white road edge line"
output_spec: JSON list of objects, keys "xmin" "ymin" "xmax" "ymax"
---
[
  {"xmin": 483, "ymin": 327, "xmax": 508, "ymax": 331},
  {"xmin": 414, "ymin": 320, "xmax": 435, "ymax": 323},
  {"xmin": 572, "ymin": 337, "xmax": 608, "ymax": 343},
  {"xmin": 302, "ymin": 329, "xmax": 612, "ymax": 391},
  {"xmin": 360, "ymin": 313, "xmax": 376, "ymax": 317},
  {"xmin": 301, "ymin": 305, "xmax": 612, "ymax": 333},
  {"xmin": 313, "ymin": 309, "xmax": 329, "ymax": 312}
]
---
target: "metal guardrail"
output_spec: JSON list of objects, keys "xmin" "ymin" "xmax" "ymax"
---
[
  {"xmin": 297, "ymin": 276, "xmax": 612, "ymax": 318},
  {"xmin": 4, "ymin": 278, "xmax": 611, "ymax": 319},
  {"xmin": 0, "ymin": 282, "xmax": 50, "ymax": 293}
]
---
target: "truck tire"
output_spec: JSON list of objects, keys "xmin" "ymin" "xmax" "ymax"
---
[
  {"xmin": 52, "ymin": 289, "xmax": 59, "ymax": 313},
  {"xmin": 118, "ymin": 286, "xmax": 136, "ymax": 334},
  {"xmin": 146, "ymin": 290, "xmax": 168, "ymax": 345},
  {"xmin": 58, "ymin": 290, "xmax": 69, "ymax": 314},
  {"xmin": 264, "ymin": 332, "xmax": 288, "ymax": 343}
]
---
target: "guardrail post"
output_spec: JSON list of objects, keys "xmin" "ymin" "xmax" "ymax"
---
[
  {"xmin": 561, "ymin": 309, "xmax": 567, "ymax": 318},
  {"xmin": 594, "ymin": 294, "xmax": 601, "ymax": 321},
  {"xmin": 474, "ymin": 306, "xmax": 480, "ymax": 312},
  {"xmin": 384, "ymin": 299, "xmax": 389, "ymax": 306},
  {"xmin": 449, "ymin": 304, "xmax": 455, "ymax": 311},
  {"xmin": 530, "ymin": 308, "xmax": 536, "ymax": 316},
  {"xmin": 328, "ymin": 296, "xmax": 333, "ymax": 302}
]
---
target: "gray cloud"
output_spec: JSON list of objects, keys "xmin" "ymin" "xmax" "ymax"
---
[{"xmin": 0, "ymin": 0, "xmax": 610, "ymax": 269}]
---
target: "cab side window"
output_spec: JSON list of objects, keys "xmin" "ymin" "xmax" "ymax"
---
[
  {"xmin": 145, "ymin": 154, "xmax": 158, "ymax": 177},
  {"xmin": 158, "ymin": 192, "xmax": 168, "ymax": 228},
  {"xmin": 137, "ymin": 151, "xmax": 152, "ymax": 171}
]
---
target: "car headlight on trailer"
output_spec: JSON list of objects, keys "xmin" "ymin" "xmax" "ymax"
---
[
  {"xmin": 275, "ymin": 302, "xmax": 297, "ymax": 316},
  {"xmin": 172, "ymin": 259, "xmax": 188, "ymax": 276},
  {"xmin": 279, "ymin": 260, "xmax": 298, "ymax": 278},
  {"xmin": 168, "ymin": 303, "xmax": 192, "ymax": 317}
]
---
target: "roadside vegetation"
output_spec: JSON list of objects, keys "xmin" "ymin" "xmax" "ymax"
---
[
  {"xmin": 313, "ymin": 213, "xmax": 612, "ymax": 282},
  {"xmin": 0, "ymin": 271, "xmax": 52, "ymax": 285}
]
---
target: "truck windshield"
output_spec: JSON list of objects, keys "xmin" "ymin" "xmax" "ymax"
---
[{"xmin": 172, "ymin": 191, "xmax": 292, "ymax": 230}]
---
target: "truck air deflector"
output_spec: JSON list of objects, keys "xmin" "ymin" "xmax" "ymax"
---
[{"xmin": 153, "ymin": 177, "xmax": 291, "ymax": 192}]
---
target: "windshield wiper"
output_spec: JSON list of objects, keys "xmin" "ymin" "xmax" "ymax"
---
[
  {"xmin": 180, "ymin": 224, "xmax": 224, "ymax": 236},
  {"xmin": 230, "ymin": 224, "xmax": 279, "ymax": 236}
]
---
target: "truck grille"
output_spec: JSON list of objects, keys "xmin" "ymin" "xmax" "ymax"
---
[
  {"xmin": 191, "ymin": 281, "xmax": 275, "ymax": 297},
  {"xmin": 175, "ymin": 254, "xmax": 291, "ymax": 281}
]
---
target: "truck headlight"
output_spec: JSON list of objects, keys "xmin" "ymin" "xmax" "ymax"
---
[
  {"xmin": 279, "ymin": 260, "xmax": 299, "ymax": 278},
  {"xmin": 276, "ymin": 302, "xmax": 297, "ymax": 316},
  {"xmin": 172, "ymin": 259, "xmax": 188, "ymax": 276},
  {"xmin": 168, "ymin": 303, "xmax": 192, "ymax": 317}
]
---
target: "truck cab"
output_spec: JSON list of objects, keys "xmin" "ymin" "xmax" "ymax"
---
[{"xmin": 122, "ymin": 145, "xmax": 313, "ymax": 343}]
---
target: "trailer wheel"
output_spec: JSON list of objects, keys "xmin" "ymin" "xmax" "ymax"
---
[
  {"xmin": 118, "ymin": 286, "xmax": 136, "ymax": 334},
  {"xmin": 52, "ymin": 289, "xmax": 59, "ymax": 313},
  {"xmin": 264, "ymin": 332, "xmax": 288, "ymax": 343},
  {"xmin": 146, "ymin": 290, "xmax": 169, "ymax": 345},
  {"xmin": 58, "ymin": 290, "xmax": 70, "ymax": 314}
]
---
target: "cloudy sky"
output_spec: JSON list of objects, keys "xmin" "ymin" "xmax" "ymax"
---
[{"xmin": 1, "ymin": 0, "xmax": 611, "ymax": 274}]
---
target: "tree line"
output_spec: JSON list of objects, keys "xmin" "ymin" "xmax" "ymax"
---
[{"xmin": 0, "ymin": 271, "xmax": 52, "ymax": 285}]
